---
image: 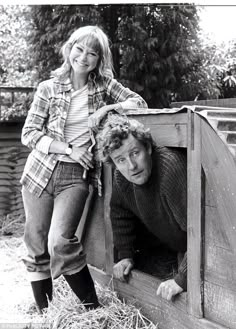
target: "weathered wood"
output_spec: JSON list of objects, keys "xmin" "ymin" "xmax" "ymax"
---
[
  {"xmin": 0, "ymin": 132, "xmax": 21, "ymax": 139},
  {"xmin": 187, "ymin": 112, "xmax": 204, "ymax": 318},
  {"xmin": 171, "ymin": 98, "xmax": 236, "ymax": 108},
  {"xmin": 204, "ymin": 282, "xmax": 236, "ymax": 328},
  {"xmin": 201, "ymin": 118, "xmax": 236, "ymax": 328},
  {"xmin": 83, "ymin": 195, "xmax": 106, "ymax": 270},
  {"xmin": 129, "ymin": 112, "xmax": 188, "ymax": 147},
  {"xmin": 76, "ymin": 185, "xmax": 94, "ymax": 242},
  {"xmin": 201, "ymin": 119, "xmax": 236, "ymax": 252},
  {"xmin": 103, "ymin": 163, "xmax": 114, "ymax": 275},
  {"xmin": 89, "ymin": 266, "xmax": 227, "ymax": 329}
]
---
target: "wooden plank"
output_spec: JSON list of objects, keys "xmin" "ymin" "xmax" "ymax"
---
[
  {"xmin": 103, "ymin": 163, "xmax": 114, "ymax": 275},
  {"xmin": 201, "ymin": 119, "xmax": 236, "ymax": 252},
  {"xmin": 0, "ymin": 132, "xmax": 21, "ymax": 139},
  {"xmin": 187, "ymin": 112, "xmax": 204, "ymax": 318},
  {"xmin": 149, "ymin": 124, "xmax": 187, "ymax": 147},
  {"xmin": 129, "ymin": 112, "xmax": 188, "ymax": 147},
  {"xmin": 205, "ymin": 184, "xmax": 230, "ymax": 249},
  {"xmin": 83, "ymin": 195, "xmax": 106, "ymax": 270},
  {"xmin": 205, "ymin": 244, "xmax": 236, "ymax": 291},
  {"xmin": 0, "ymin": 141, "xmax": 23, "ymax": 147},
  {"xmin": 204, "ymin": 185, "xmax": 236, "ymax": 291},
  {"xmin": 171, "ymin": 98, "xmax": 236, "ymax": 108},
  {"xmin": 89, "ymin": 266, "xmax": 227, "ymax": 329},
  {"xmin": 129, "ymin": 111, "xmax": 188, "ymax": 124},
  {"xmin": 204, "ymin": 281, "xmax": 236, "ymax": 328},
  {"xmin": 76, "ymin": 185, "xmax": 95, "ymax": 242},
  {"xmin": 0, "ymin": 186, "xmax": 15, "ymax": 193}
]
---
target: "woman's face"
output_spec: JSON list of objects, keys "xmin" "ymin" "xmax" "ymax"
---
[{"xmin": 69, "ymin": 41, "xmax": 100, "ymax": 77}]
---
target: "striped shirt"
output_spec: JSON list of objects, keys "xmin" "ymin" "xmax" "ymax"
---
[
  {"xmin": 58, "ymin": 85, "xmax": 90, "ymax": 162},
  {"xmin": 20, "ymin": 73, "xmax": 148, "ymax": 197}
]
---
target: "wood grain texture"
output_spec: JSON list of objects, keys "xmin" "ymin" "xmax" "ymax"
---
[
  {"xmin": 187, "ymin": 112, "xmax": 204, "ymax": 318},
  {"xmin": 89, "ymin": 266, "xmax": 228, "ymax": 329}
]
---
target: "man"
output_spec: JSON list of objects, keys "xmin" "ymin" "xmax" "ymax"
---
[{"xmin": 98, "ymin": 113, "xmax": 187, "ymax": 301}]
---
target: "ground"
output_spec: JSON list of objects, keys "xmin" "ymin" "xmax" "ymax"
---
[
  {"xmin": 0, "ymin": 217, "xmax": 43, "ymax": 326},
  {"xmin": 0, "ymin": 216, "xmax": 157, "ymax": 329}
]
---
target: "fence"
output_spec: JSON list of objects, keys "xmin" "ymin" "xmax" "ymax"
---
[
  {"xmin": 0, "ymin": 120, "xmax": 29, "ymax": 218},
  {"xmin": 0, "ymin": 86, "xmax": 34, "ymax": 118},
  {"xmin": 171, "ymin": 97, "xmax": 236, "ymax": 108}
]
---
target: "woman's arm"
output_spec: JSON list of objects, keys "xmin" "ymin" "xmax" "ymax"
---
[
  {"xmin": 21, "ymin": 81, "xmax": 51, "ymax": 150},
  {"xmin": 88, "ymin": 77, "xmax": 148, "ymax": 128}
]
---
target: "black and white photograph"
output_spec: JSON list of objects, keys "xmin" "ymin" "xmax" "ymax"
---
[{"xmin": 0, "ymin": 1, "xmax": 236, "ymax": 328}]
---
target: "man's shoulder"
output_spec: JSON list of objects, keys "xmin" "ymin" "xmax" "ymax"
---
[{"xmin": 155, "ymin": 146, "xmax": 187, "ymax": 165}]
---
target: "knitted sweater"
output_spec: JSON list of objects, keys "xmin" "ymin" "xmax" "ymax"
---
[{"xmin": 110, "ymin": 147, "xmax": 187, "ymax": 290}]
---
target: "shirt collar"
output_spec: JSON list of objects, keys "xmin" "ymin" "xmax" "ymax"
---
[
  {"xmin": 53, "ymin": 77, "xmax": 73, "ymax": 93},
  {"xmin": 53, "ymin": 71, "xmax": 97, "ymax": 93}
]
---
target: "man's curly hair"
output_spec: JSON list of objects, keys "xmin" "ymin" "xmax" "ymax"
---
[{"xmin": 97, "ymin": 113, "xmax": 155, "ymax": 163}]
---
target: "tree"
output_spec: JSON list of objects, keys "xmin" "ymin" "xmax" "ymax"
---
[
  {"xmin": 28, "ymin": 5, "xmax": 126, "ymax": 81},
  {"xmin": 0, "ymin": 5, "xmax": 36, "ymax": 86},
  {"xmin": 28, "ymin": 5, "xmax": 104, "ymax": 82},
  {"xmin": 117, "ymin": 4, "xmax": 219, "ymax": 107},
  {"xmin": 28, "ymin": 4, "xmax": 220, "ymax": 108},
  {"xmin": 201, "ymin": 37, "xmax": 236, "ymax": 99}
]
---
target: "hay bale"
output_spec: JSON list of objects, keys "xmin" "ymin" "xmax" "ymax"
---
[{"xmin": 40, "ymin": 277, "xmax": 158, "ymax": 329}]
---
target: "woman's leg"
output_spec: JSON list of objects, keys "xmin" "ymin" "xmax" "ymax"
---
[
  {"xmin": 48, "ymin": 162, "xmax": 99, "ymax": 308},
  {"xmin": 22, "ymin": 186, "xmax": 54, "ymax": 311}
]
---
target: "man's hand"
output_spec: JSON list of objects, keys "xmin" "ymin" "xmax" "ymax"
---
[
  {"xmin": 156, "ymin": 279, "xmax": 183, "ymax": 301},
  {"xmin": 113, "ymin": 258, "xmax": 134, "ymax": 282}
]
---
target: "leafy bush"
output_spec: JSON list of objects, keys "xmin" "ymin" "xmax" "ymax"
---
[{"xmin": 1, "ymin": 93, "xmax": 33, "ymax": 121}]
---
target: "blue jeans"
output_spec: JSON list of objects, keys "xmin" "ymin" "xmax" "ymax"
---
[{"xmin": 22, "ymin": 161, "xmax": 89, "ymax": 281}]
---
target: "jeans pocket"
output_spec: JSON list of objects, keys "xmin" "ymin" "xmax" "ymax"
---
[{"xmin": 72, "ymin": 166, "xmax": 89, "ymax": 191}]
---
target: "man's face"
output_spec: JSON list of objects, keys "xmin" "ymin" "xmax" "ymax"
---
[{"xmin": 110, "ymin": 134, "xmax": 152, "ymax": 185}]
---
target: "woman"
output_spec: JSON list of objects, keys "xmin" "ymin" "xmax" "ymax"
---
[{"xmin": 21, "ymin": 25, "xmax": 147, "ymax": 313}]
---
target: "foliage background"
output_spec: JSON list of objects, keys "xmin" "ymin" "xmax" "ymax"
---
[{"xmin": 1, "ymin": 3, "xmax": 236, "ymax": 114}]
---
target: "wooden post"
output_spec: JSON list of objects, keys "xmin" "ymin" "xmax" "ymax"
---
[
  {"xmin": 0, "ymin": 88, "xmax": 1, "ymax": 118},
  {"xmin": 103, "ymin": 163, "xmax": 114, "ymax": 275},
  {"xmin": 187, "ymin": 110, "xmax": 204, "ymax": 318}
]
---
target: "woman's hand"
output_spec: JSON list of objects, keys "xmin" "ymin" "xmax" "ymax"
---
[
  {"xmin": 70, "ymin": 146, "xmax": 94, "ymax": 170},
  {"xmin": 88, "ymin": 104, "xmax": 122, "ymax": 128}
]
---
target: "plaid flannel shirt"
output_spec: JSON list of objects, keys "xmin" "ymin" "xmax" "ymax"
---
[{"xmin": 20, "ymin": 73, "xmax": 147, "ymax": 197}]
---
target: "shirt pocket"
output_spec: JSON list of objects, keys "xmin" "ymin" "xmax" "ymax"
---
[{"xmin": 47, "ymin": 98, "xmax": 66, "ymax": 133}]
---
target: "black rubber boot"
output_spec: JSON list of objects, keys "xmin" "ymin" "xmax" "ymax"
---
[
  {"xmin": 30, "ymin": 277, "xmax": 53, "ymax": 313},
  {"xmin": 64, "ymin": 265, "xmax": 100, "ymax": 310}
]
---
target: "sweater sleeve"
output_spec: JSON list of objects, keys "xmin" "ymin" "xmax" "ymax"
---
[
  {"xmin": 174, "ymin": 252, "xmax": 187, "ymax": 291},
  {"xmin": 110, "ymin": 175, "xmax": 137, "ymax": 261},
  {"xmin": 160, "ymin": 148, "xmax": 188, "ymax": 290},
  {"xmin": 161, "ymin": 148, "xmax": 187, "ymax": 232}
]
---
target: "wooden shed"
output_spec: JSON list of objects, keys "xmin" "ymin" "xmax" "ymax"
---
[
  {"xmin": 82, "ymin": 106, "xmax": 236, "ymax": 329},
  {"xmin": 1, "ymin": 105, "xmax": 236, "ymax": 329}
]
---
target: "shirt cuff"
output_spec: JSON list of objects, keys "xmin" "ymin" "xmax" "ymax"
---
[
  {"xmin": 120, "ymin": 98, "xmax": 147, "ymax": 109},
  {"xmin": 114, "ymin": 103, "xmax": 124, "ymax": 114},
  {"xmin": 35, "ymin": 136, "xmax": 54, "ymax": 154}
]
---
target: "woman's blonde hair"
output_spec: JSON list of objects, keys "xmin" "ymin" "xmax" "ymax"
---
[{"xmin": 51, "ymin": 25, "xmax": 114, "ymax": 80}]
